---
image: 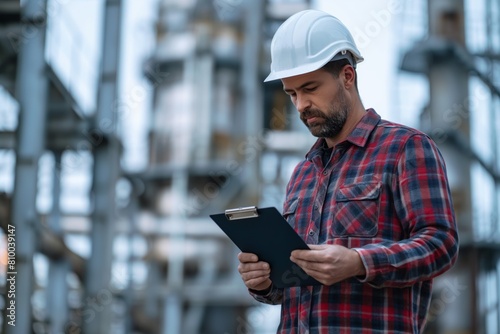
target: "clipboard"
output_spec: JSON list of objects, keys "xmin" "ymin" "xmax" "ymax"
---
[{"xmin": 209, "ymin": 206, "xmax": 321, "ymax": 288}]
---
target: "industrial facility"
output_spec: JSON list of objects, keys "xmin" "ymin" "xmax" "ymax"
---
[{"xmin": 0, "ymin": 0, "xmax": 499, "ymax": 333}]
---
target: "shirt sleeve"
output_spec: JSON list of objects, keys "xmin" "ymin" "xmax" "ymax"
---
[
  {"xmin": 353, "ymin": 134, "xmax": 459, "ymax": 288},
  {"xmin": 248, "ymin": 284, "xmax": 283, "ymax": 305}
]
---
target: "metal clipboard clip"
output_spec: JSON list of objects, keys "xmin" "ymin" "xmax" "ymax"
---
[{"xmin": 225, "ymin": 206, "xmax": 259, "ymax": 220}]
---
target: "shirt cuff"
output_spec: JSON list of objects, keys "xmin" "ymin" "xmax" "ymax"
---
[
  {"xmin": 249, "ymin": 283, "xmax": 273, "ymax": 296},
  {"xmin": 352, "ymin": 248, "xmax": 372, "ymax": 283},
  {"xmin": 248, "ymin": 283, "xmax": 283, "ymax": 305}
]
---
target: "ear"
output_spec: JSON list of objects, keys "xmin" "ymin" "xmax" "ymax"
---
[{"xmin": 341, "ymin": 65, "xmax": 356, "ymax": 90}]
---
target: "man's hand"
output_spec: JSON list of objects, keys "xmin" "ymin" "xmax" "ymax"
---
[
  {"xmin": 290, "ymin": 244, "xmax": 366, "ymax": 286},
  {"xmin": 237, "ymin": 252, "xmax": 272, "ymax": 291}
]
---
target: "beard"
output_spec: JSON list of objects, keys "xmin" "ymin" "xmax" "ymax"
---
[{"xmin": 300, "ymin": 87, "xmax": 349, "ymax": 139}]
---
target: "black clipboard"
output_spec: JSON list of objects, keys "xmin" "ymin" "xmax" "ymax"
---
[{"xmin": 209, "ymin": 206, "xmax": 321, "ymax": 288}]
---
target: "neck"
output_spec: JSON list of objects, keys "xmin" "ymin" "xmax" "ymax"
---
[{"xmin": 325, "ymin": 98, "xmax": 365, "ymax": 148}]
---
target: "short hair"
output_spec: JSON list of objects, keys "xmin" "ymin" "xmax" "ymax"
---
[{"xmin": 321, "ymin": 58, "xmax": 359, "ymax": 90}]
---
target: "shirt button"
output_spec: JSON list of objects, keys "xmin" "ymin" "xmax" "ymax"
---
[
  {"xmin": 308, "ymin": 230, "xmax": 315, "ymax": 236},
  {"xmin": 323, "ymin": 171, "xmax": 328, "ymax": 175}
]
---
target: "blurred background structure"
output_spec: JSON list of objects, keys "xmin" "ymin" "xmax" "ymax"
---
[{"xmin": 0, "ymin": 0, "xmax": 499, "ymax": 333}]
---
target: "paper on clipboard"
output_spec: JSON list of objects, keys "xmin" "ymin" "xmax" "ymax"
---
[{"xmin": 209, "ymin": 206, "xmax": 321, "ymax": 288}]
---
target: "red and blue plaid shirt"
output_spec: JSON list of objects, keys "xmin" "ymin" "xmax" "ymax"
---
[{"xmin": 251, "ymin": 109, "xmax": 459, "ymax": 333}]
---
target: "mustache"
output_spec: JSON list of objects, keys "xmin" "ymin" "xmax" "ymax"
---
[{"xmin": 300, "ymin": 108, "xmax": 323, "ymax": 120}]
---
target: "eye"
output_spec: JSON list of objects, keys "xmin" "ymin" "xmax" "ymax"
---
[{"xmin": 304, "ymin": 86, "xmax": 317, "ymax": 93}]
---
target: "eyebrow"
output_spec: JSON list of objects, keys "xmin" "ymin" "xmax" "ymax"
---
[{"xmin": 283, "ymin": 80, "xmax": 318, "ymax": 94}]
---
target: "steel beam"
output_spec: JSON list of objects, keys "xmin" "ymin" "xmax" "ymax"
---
[
  {"xmin": 7, "ymin": 0, "xmax": 49, "ymax": 332},
  {"xmin": 83, "ymin": 0, "xmax": 123, "ymax": 333},
  {"xmin": 46, "ymin": 152, "xmax": 69, "ymax": 334},
  {"xmin": 240, "ymin": 0, "xmax": 265, "ymax": 205}
]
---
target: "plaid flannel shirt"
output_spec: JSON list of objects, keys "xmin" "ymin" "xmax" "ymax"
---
[{"xmin": 250, "ymin": 109, "xmax": 459, "ymax": 333}]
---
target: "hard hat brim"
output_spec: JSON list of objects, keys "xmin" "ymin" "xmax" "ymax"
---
[
  {"xmin": 263, "ymin": 54, "xmax": 364, "ymax": 82},
  {"xmin": 263, "ymin": 59, "xmax": 329, "ymax": 82}
]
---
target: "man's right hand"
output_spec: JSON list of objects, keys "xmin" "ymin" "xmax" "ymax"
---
[{"xmin": 237, "ymin": 252, "xmax": 272, "ymax": 292}]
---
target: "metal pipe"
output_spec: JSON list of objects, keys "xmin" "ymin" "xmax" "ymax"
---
[
  {"xmin": 47, "ymin": 152, "xmax": 69, "ymax": 334},
  {"xmin": 8, "ymin": 0, "xmax": 49, "ymax": 332},
  {"xmin": 241, "ymin": 0, "xmax": 265, "ymax": 203},
  {"xmin": 83, "ymin": 0, "xmax": 123, "ymax": 332}
]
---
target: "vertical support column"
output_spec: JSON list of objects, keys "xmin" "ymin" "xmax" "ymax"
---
[
  {"xmin": 485, "ymin": 0, "xmax": 500, "ymax": 241},
  {"xmin": 161, "ymin": 170, "xmax": 189, "ymax": 334},
  {"xmin": 83, "ymin": 0, "xmax": 123, "ymax": 333},
  {"xmin": 241, "ymin": 0, "xmax": 265, "ymax": 204},
  {"xmin": 192, "ymin": 54, "xmax": 214, "ymax": 162},
  {"xmin": 47, "ymin": 152, "xmax": 69, "ymax": 334},
  {"xmin": 497, "ymin": 258, "xmax": 500, "ymax": 333},
  {"xmin": 47, "ymin": 261, "xmax": 70, "ymax": 334},
  {"xmin": 485, "ymin": 0, "xmax": 500, "ymax": 329},
  {"xmin": 144, "ymin": 262, "xmax": 161, "ymax": 319},
  {"xmin": 159, "ymin": 51, "xmax": 196, "ymax": 334},
  {"xmin": 426, "ymin": 0, "xmax": 474, "ymax": 333},
  {"xmin": 427, "ymin": 0, "xmax": 471, "ymax": 242},
  {"xmin": 8, "ymin": 1, "xmax": 49, "ymax": 333},
  {"xmin": 124, "ymin": 183, "xmax": 140, "ymax": 334}
]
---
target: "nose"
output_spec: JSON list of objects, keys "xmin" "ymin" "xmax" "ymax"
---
[{"xmin": 295, "ymin": 93, "xmax": 311, "ymax": 113}]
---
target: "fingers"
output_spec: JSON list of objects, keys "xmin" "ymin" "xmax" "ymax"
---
[
  {"xmin": 237, "ymin": 261, "xmax": 269, "ymax": 275},
  {"xmin": 238, "ymin": 264, "xmax": 271, "ymax": 290},
  {"xmin": 238, "ymin": 263, "xmax": 271, "ymax": 282},
  {"xmin": 238, "ymin": 252, "xmax": 259, "ymax": 263},
  {"xmin": 290, "ymin": 249, "xmax": 321, "ymax": 262},
  {"xmin": 307, "ymin": 244, "xmax": 328, "ymax": 250},
  {"xmin": 237, "ymin": 252, "xmax": 270, "ymax": 274},
  {"xmin": 290, "ymin": 256, "xmax": 320, "ymax": 272},
  {"xmin": 237, "ymin": 252, "xmax": 272, "ymax": 290},
  {"xmin": 245, "ymin": 276, "xmax": 271, "ymax": 289},
  {"xmin": 289, "ymin": 245, "xmax": 359, "ymax": 286},
  {"xmin": 291, "ymin": 244, "xmax": 337, "ymax": 261}
]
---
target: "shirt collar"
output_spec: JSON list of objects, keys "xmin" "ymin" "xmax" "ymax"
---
[{"xmin": 306, "ymin": 109, "xmax": 381, "ymax": 159}]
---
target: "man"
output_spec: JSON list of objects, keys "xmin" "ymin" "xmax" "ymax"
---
[{"xmin": 237, "ymin": 9, "xmax": 459, "ymax": 333}]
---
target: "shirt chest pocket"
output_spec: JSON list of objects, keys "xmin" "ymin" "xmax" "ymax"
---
[{"xmin": 332, "ymin": 181, "xmax": 381, "ymax": 237}]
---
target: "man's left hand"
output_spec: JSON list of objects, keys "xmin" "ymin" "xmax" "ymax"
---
[{"xmin": 290, "ymin": 244, "xmax": 366, "ymax": 286}]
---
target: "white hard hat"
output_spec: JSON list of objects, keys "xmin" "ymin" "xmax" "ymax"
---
[{"xmin": 264, "ymin": 9, "xmax": 364, "ymax": 82}]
